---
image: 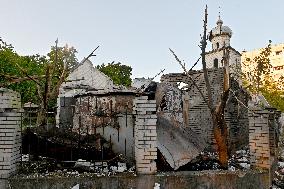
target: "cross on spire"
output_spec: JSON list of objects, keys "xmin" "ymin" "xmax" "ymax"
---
[
  {"xmin": 218, "ymin": 6, "xmax": 221, "ymax": 20},
  {"xmin": 216, "ymin": 6, "xmax": 223, "ymax": 26}
]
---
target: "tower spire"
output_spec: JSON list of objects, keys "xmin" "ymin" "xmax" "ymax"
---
[
  {"xmin": 218, "ymin": 6, "xmax": 221, "ymax": 20},
  {"xmin": 216, "ymin": 6, "xmax": 223, "ymax": 26}
]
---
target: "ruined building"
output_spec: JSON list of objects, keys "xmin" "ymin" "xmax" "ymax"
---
[
  {"xmin": 54, "ymin": 17, "xmax": 280, "ymax": 173},
  {"xmin": 159, "ymin": 16, "xmax": 247, "ymax": 155},
  {"xmin": 56, "ymin": 59, "xmax": 137, "ymax": 164}
]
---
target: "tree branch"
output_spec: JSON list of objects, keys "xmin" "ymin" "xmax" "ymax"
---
[
  {"xmin": 200, "ymin": 5, "xmax": 214, "ymax": 113},
  {"xmin": 48, "ymin": 39, "xmax": 58, "ymax": 95},
  {"xmin": 189, "ymin": 57, "xmax": 201, "ymax": 71},
  {"xmin": 50, "ymin": 60, "xmax": 67, "ymax": 99},
  {"xmin": 169, "ymin": 48, "xmax": 210, "ymax": 109},
  {"xmin": 14, "ymin": 62, "xmax": 42, "ymax": 86},
  {"xmin": 0, "ymin": 74, "xmax": 45, "ymax": 87}
]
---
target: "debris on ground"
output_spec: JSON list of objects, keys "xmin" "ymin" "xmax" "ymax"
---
[
  {"xmin": 177, "ymin": 151, "xmax": 221, "ymax": 171},
  {"xmin": 176, "ymin": 147, "xmax": 251, "ymax": 172},
  {"xmin": 117, "ymin": 162, "xmax": 127, "ymax": 172},
  {"xmin": 154, "ymin": 183, "xmax": 160, "ymax": 189},
  {"xmin": 17, "ymin": 154, "xmax": 135, "ymax": 179},
  {"xmin": 273, "ymin": 161, "xmax": 284, "ymax": 188},
  {"xmin": 21, "ymin": 154, "xmax": 30, "ymax": 162},
  {"xmin": 228, "ymin": 148, "xmax": 250, "ymax": 171},
  {"xmin": 71, "ymin": 184, "xmax": 79, "ymax": 189},
  {"xmin": 74, "ymin": 159, "xmax": 94, "ymax": 172}
]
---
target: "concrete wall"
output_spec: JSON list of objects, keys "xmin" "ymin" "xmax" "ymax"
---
[
  {"xmin": 0, "ymin": 88, "xmax": 21, "ymax": 178},
  {"xmin": 2, "ymin": 170, "xmax": 269, "ymax": 189}
]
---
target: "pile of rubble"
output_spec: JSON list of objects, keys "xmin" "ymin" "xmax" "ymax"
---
[
  {"xmin": 17, "ymin": 154, "xmax": 135, "ymax": 179},
  {"xmin": 273, "ymin": 161, "xmax": 284, "ymax": 188},
  {"xmin": 177, "ymin": 148, "xmax": 250, "ymax": 171},
  {"xmin": 228, "ymin": 148, "xmax": 250, "ymax": 171},
  {"xmin": 178, "ymin": 151, "xmax": 221, "ymax": 171}
]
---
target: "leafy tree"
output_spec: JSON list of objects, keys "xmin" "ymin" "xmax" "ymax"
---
[
  {"xmin": 242, "ymin": 41, "xmax": 284, "ymax": 112},
  {"xmin": 0, "ymin": 38, "xmax": 45, "ymax": 103},
  {"xmin": 96, "ymin": 62, "xmax": 132, "ymax": 87},
  {"xmin": 242, "ymin": 42, "xmax": 272, "ymax": 93},
  {"xmin": 262, "ymin": 90, "xmax": 284, "ymax": 112},
  {"xmin": 34, "ymin": 42, "xmax": 78, "ymax": 125},
  {"xmin": 0, "ymin": 38, "xmax": 78, "ymax": 125},
  {"xmin": 48, "ymin": 44, "xmax": 78, "ymax": 73}
]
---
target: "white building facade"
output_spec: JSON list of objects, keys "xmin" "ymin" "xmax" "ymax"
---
[{"xmin": 205, "ymin": 17, "xmax": 242, "ymax": 78}]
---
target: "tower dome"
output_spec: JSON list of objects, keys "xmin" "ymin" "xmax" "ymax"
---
[
  {"xmin": 205, "ymin": 15, "xmax": 241, "ymax": 74},
  {"xmin": 209, "ymin": 16, "xmax": 232, "ymax": 41}
]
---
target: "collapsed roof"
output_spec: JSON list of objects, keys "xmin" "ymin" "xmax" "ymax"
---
[{"xmin": 59, "ymin": 59, "xmax": 130, "ymax": 97}]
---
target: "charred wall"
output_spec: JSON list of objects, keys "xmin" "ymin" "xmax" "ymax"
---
[
  {"xmin": 58, "ymin": 97, "xmax": 76, "ymax": 128},
  {"xmin": 160, "ymin": 68, "xmax": 249, "ymax": 151},
  {"xmin": 72, "ymin": 93, "xmax": 136, "ymax": 164}
]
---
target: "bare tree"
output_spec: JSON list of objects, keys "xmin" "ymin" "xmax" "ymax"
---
[
  {"xmin": 170, "ymin": 5, "xmax": 231, "ymax": 168},
  {"xmin": 36, "ymin": 45, "xmax": 100, "ymax": 126}
]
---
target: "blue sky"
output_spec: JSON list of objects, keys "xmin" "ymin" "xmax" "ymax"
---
[{"xmin": 1, "ymin": 1, "xmax": 284, "ymax": 80}]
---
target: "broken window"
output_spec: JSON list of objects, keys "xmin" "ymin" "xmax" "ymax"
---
[
  {"xmin": 178, "ymin": 82, "xmax": 188, "ymax": 90},
  {"xmin": 274, "ymin": 66, "xmax": 284, "ymax": 70},
  {"xmin": 214, "ymin": 58, "xmax": 218, "ymax": 68},
  {"xmin": 159, "ymin": 95, "xmax": 167, "ymax": 111},
  {"xmin": 276, "ymin": 51, "xmax": 282, "ymax": 55}
]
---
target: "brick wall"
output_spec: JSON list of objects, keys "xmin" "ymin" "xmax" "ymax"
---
[
  {"xmin": 249, "ymin": 109, "xmax": 280, "ymax": 170},
  {"xmin": 133, "ymin": 96, "xmax": 157, "ymax": 174},
  {"xmin": 0, "ymin": 88, "xmax": 22, "ymax": 178}
]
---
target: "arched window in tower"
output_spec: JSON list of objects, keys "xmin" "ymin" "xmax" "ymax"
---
[
  {"xmin": 214, "ymin": 58, "xmax": 218, "ymax": 68},
  {"xmin": 216, "ymin": 42, "xmax": 219, "ymax": 49}
]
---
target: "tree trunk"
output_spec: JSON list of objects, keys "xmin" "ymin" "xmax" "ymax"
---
[
  {"xmin": 37, "ymin": 106, "xmax": 47, "ymax": 126},
  {"xmin": 212, "ymin": 112, "xmax": 229, "ymax": 168},
  {"xmin": 212, "ymin": 48, "xmax": 230, "ymax": 168},
  {"xmin": 171, "ymin": 6, "xmax": 231, "ymax": 169}
]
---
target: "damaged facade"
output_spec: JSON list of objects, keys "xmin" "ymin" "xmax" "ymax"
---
[
  {"xmin": 53, "ymin": 17, "xmax": 282, "ymax": 174},
  {"xmin": 56, "ymin": 58, "xmax": 137, "ymax": 164},
  {"xmin": 160, "ymin": 69, "xmax": 249, "ymax": 153},
  {"xmin": 72, "ymin": 92, "xmax": 136, "ymax": 164}
]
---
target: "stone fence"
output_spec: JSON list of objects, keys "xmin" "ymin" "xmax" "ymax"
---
[{"xmin": 0, "ymin": 170, "xmax": 269, "ymax": 189}]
